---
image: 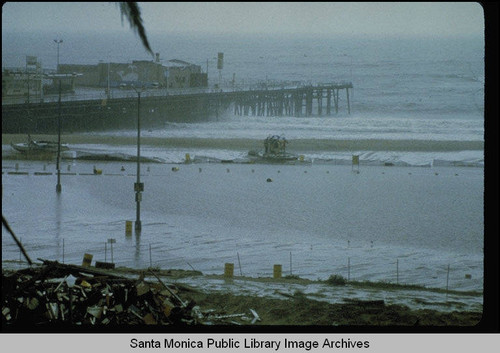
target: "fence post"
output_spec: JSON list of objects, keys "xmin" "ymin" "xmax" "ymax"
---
[
  {"xmin": 149, "ymin": 243, "xmax": 152, "ymax": 268},
  {"xmin": 446, "ymin": 264, "xmax": 450, "ymax": 300},
  {"xmin": 348, "ymin": 257, "xmax": 351, "ymax": 281},
  {"xmin": 396, "ymin": 258, "xmax": 399, "ymax": 285},
  {"xmin": 237, "ymin": 252, "xmax": 242, "ymax": 276}
]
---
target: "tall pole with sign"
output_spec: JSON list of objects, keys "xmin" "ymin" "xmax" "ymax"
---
[
  {"xmin": 25, "ymin": 56, "xmax": 38, "ymax": 104},
  {"xmin": 54, "ymin": 39, "xmax": 63, "ymax": 72},
  {"xmin": 56, "ymin": 78, "xmax": 62, "ymax": 193},
  {"xmin": 217, "ymin": 52, "xmax": 224, "ymax": 89},
  {"xmin": 132, "ymin": 86, "xmax": 145, "ymax": 232}
]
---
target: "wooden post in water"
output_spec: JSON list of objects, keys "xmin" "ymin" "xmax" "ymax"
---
[
  {"xmin": 346, "ymin": 87, "xmax": 351, "ymax": 114},
  {"xmin": 215, "ymin": 96, "xmax": 219, "ymax": 120},
  {"xmin": 149, "ymin": 243, "xmax": 152, "ymax": 268},
  {"xmin": 110, "ymin": 240, "xmax": 114, "ymax": 263},
  {"xmin": 327, "ymin": 89, "xmax": 331, "ymax": 115},
  {"xmin": 237, "ymin": 252, "xmax": 242, "ymax": 276},
  {"xmin": 306, "ymin": 88, "xmax": 313, "ymax": 116},
  {"xmin": 335, "ymin": 89, "xmax": 339, "ymax": 114},
  {"xmin": 446, "ymin": 264, "xmax": 450, "ymax": 300},
  {"xmin": 347, "ymin": 257, "xmax": 351, "ymax": 281},
  {"xmin": 317, "ymin": 89, "xmax": 322, "ymax": 115},
  {"xmin": 396, "ymin": 258, "xmax": 399, "ymax": 284},
  {"xmin": 224, "ymin": 263, "xmax": 234, "ymax": 278},
  {"xmin": 279, "ymin": 93, "xmax": 284, "ymax": 116}
]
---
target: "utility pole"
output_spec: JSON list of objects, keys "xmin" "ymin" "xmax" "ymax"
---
[
  {"xmin": 56, "ymin": 78, "xmax": 62, "ymax": 193},
  {"xmin": 54, "ymin": 39, "xmax": 63, "ymax": 191},
  {"xmin": 107, "ymin": 62, "xmax": 110, "ymax": 99},
  {"xmin": 132, "ymin": 85, "xmax": 145, "ymax": 232},
  {"xmin": 54, "ymin": 39, "xmax": 63, "ymax": 72},
  {"xmin": 46, "ymin": 73, "xmax": 75, "ymax": 193},
  {"xmin": 26, "ymin": 61, "xmax": 30, "ymax": 104}
]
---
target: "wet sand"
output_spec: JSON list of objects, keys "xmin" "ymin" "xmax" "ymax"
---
[
  {"xmin": 2, "ymin": 133, "xmax": 483, "ymax": 152},
  {"xmin": 1, "ymin": 264, "xmax": 482, "ymax": 327}
]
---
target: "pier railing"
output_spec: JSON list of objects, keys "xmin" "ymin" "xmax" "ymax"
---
[
  {"xmin": 2, "ymin": 81, "xmax": 353, "ymax": 133},
  {"xmin": 2, "ymin": 81, "xmax": 352, "ymax": 107}
]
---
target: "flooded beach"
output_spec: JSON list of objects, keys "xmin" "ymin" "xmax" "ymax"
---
[{"xmin": 2, "ymin": 152, "xmax": 483, "ymax": 295}]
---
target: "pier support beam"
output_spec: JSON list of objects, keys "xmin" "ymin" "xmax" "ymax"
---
[
  {"xmin": 327, "ymin": 89, "xmax": 331, "ymax": 115},
  {"xmin": 346, "ymin": 88, "xmax": 350, "ymax": 115}
]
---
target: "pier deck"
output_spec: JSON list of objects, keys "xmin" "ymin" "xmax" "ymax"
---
[{"xmin": 2, "ymin": 82, "xmax": 353, "ymax": 134}]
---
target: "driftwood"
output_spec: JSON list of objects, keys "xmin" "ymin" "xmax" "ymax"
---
[
  {"xmin": 148, "ymin": 269, "xmax": 186, "ymax": 307},
  {"xmin": 2, "ymin": 261, "xmax": 263, "ymax": 327}
]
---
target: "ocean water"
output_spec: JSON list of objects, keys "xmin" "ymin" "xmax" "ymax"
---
[
  {"xmin": 3, "ymin": 32, "xmax": 485, "ymax": 166},
  {"xmin": 68, "ymin": 32, "xmax": 483, "ymax": 167},
  {"xmin": 2, "ymin": 33, "xmax": 485, "ymax": 301}
]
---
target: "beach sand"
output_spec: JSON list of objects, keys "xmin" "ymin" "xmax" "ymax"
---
[
  {"xmin": 2, "ymin": 133, "xmax": 483, "ymax": 154},
  {"xmin": 1, "ymin": 264, "xmax": 482, "ymax": 327}
]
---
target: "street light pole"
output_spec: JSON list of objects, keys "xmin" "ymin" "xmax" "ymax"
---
[
  {"xmin": 132, "ymin": 86, "xmax": 145, "ymax": 232},
  {"xmin": 56, "ymin": 78, "xmax": 62, "ymax": 193},
  {"xmin": 46, "ymin": 73, "xmax": 75, "ymax": 193},
  {"xmin": 53, "ymin": 38, "xmax": 63, "ymax": 192},
  {"xmin": 54, "ymin": 39, "xmax": 63, "ymax": 72}
]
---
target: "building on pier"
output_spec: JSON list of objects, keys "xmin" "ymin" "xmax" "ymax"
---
[
  {"xmin": 2, "ymin": 69, "xmax": 78, "ymax": 99},
  {"xmin": 56, "ymin": 54, "xmax": 207, "ymax": 90}
]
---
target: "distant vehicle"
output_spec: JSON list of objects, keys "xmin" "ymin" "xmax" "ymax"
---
[
  {"xmin": 10, "ymin": 135, "xmax": 69, "ymax": 153},
  {"xmin": 119, "ymin": 83, "xmax": 128, "ymax": 89},
  {"xmin": 248, "ymin": 135, "xmax": 298, "ymax": 162}
]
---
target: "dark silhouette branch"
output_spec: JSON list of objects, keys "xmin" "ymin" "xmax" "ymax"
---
[
  {"xmin": 2, "ymin": 214, "xmax": 33, "ymax": 265},
  {"xmin": 118, "ymin": 2, "xmax": 154, "ymax": 56}
]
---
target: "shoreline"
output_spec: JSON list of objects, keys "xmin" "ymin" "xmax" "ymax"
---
[
  {"xmin": 1, "ymin": 262, "xmax": 483, "ymax": 327},
  {"xmin": 1, "ymin": 260, "xmax": 482, "ymax": 298},
  {"xmin": 2, "ymin": 133, "xmax": 484, "ymax": 152}
]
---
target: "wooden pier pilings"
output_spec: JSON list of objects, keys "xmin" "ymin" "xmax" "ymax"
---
[
  {"xmin": 230, "ymin": 83, "xmax": 352, "ymax": 117},
  {"xmin": 2, "ymin": 83, "xmax": 353, "ymax": 134}
]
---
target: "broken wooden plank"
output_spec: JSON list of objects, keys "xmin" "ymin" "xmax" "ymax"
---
[
  {"xmin": 143, "ymin": 313, "xmax": 157, "ymax": 325},
  {"xmin": 37, "ymin": 259, "xmax": 125, "ymax": 279},
  {"xmin": 148, "ymin": 270, "xmax": 186, "ymax": 307},
  {"xmin": 136, "ymin": 281, "xmax": 150, "ymax": 296},
  {"xmin": 250, "ymin": 308, "xmax": 261, "ymax": 324}
]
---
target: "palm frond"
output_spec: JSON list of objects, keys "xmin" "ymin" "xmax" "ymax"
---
[
  {"xmin": 118, "ymin": 2, "xmax": 154, "ymax": 56},
  {"xmin": 2, "ymin": 214, "xmax": 33, "ymax": 265}
]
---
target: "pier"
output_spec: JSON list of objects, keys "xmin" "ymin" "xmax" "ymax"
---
[
  {"xmin": 230, "ymin": 83, "xmax": 352, "ymax": 117},
  {"xmin": 2, "ymin": 82, "xmax": 353, "ymax": 134}
]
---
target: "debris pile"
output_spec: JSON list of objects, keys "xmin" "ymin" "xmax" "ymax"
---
[{"xmin": 2, "ymin": 260, "xmax": 260, "ymax": 326}]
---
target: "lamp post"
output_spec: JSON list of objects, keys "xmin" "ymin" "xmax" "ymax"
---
[
  {"xmin": 54, "ymin": 39, "xmax": 63, "ymax": 72},
  {"xmin": 47, "ymin": 73, "xmax": 76, "ymax": 193},
  {"xmin": 56, "ymin": 78, "xmax": 62, "ymax": 193},
  {"xmin": 132, "ymin": 85, "xmax": 145, "ymax": 232},
  {"xmin": 53, "ymin": 40, "xmax": 63, "ymax": 186}
]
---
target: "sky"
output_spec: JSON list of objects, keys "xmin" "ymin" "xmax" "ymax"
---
[{"xmin": 2, "ymin": 2, "xmax": 485, "ymax": 38}]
